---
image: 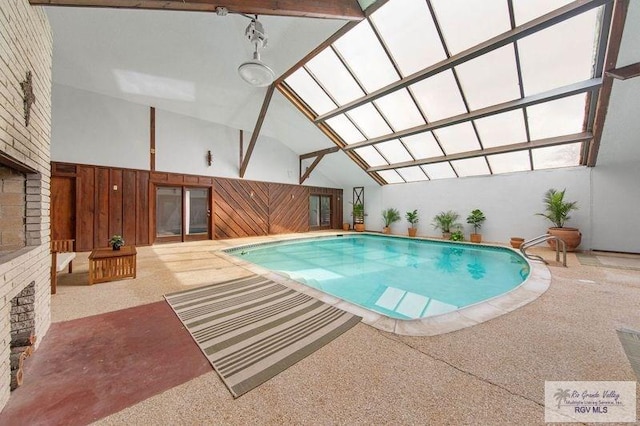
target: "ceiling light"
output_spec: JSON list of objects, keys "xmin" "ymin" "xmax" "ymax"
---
[{"xmin": 238, "ymin": 17, "xmax": 275, "ymax": 87}]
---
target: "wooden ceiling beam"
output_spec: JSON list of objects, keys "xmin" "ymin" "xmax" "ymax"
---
[
  {"xmin": 28, "ymin": 0, "xmax": 365, "ymax": 20},
  {"xmin": 276, "ymin": 83, "xmax": 386, "ymax": 185},
  {"xmin": 239, "ymin": 83, "xmax": 275, "ymax": 178},
  {"xmin": 299, "ymin": 147, "xmax": 339, "ymax": 184},
  {"xmin": 300, "ymin": 146, "xmax": 339, "ymax": 160},
  {"xmin": 606, "ymin": 62, "xmax": 640, "ymax": 80}
]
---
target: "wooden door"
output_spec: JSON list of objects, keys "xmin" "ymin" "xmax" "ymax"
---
[{"xmin": 51, "ymin": 176, "xmax": 76, "ymax": 241}]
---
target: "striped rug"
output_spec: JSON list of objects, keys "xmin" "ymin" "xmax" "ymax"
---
[{"xmin": 165, "ymin": 275, "xmax": 361, "ymax": 398}]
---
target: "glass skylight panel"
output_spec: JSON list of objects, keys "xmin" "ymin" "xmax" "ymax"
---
[
  {"xmin": 403, "ymin": 132, "xmax": 444, "ymax": 159},
  {"xmin": 370, "ymin": 0, "xmax": 446, "ymax": 77},
  {"xmin": 377, "ymin": 169, "xmax": 405, "ymax": 184},
  {"xmin": 455, "ymin": 46, "xmax": 520, "ymax": 110},
  {"xmin": 375, "ymin": 140, "xmax": 413, "ymax": 164},
  {"xmin": 512, "ymin": 0, "xmax": 574, "ymax": 26},
  {"xmin": 487, "ymin": 151, "xmax": 531, "ymax": 174},
  {"xmin": 397, "ymin": 166, "xmax": 429, "ymax": 182},
  {"xmin": 374, "ymin": 90, "xmax": 424, "ymax": 131},
  {"xmin": 411, "ymin": 70, "xmax": 467, "ymax": 122},
  {"xmin": 422, "ymin": 162, "xmax": 456, "ymax": 180},
  {"xmin": 325, "ymin": 115, "xmax": 365, "ymax": 144},
  {"xmin": 527, "ymin": 94, "xmax": 586, "ymax": 140},
  {"xmin": 451, "ymin": 157, "xmax": 491, "ymax": 177},
  {"xmin": 532, "ymin": 143, "xmax": 581, "ymax": 169},
  {"xmin": 347, "ymin": 103, "xmax": 392, "ymax": 139},
  {"xmin": 284, "ymin": 69, "xmax": 336, "ymax": 116},
  {"xmin": 474, "ymin": 110, "xmax": 527, "ymax": 148},
  {"xmin": 518, "ymin": 10, "xmax": 599, "ymax": 96},
  {"xmin": 333, "ymin": 20, "xmax": 399, "ymax": 93},
  {"xmin": 433, "ymin": 122, "xmax": 481, "ymax": 155},
  {"xmin": 355, "ymin": 146, "xmax": 388, "ymax": 167},
  {"xmin": 306, "ymin": 48, "xmax": 364, "ymax": 106},
  {"xmin": 430, "ymin": 0, "xmax": 511, "ymax": 55}
]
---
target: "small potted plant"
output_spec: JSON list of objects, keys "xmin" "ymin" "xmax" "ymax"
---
[
  {"xmin": 381, "ymin": 208, "xmax": 401, "ymax": 234},
  {"xmin": 510, "ymin": 237, "xmax": 525, "ymax": 249},
  {"xmin": 432, "ymin": 210, "xmax": 460, "ymax": 239},
  {"xmin": 109, "ymin": 235, "xmax": 124, "ymax": 251},
  {"xmin": 466, "ymin": 209, "xmax": 486, "ymax": 243},
  {"xmin": 450, "ymin": 230, "xmax": 464, "ymax": 241},
  {"xmin": 352, "ymin": 203, "xmax": 365, "ymax": 232},
  {"xmin": 406, "ymin": 209, "xmax": 419, "ymax": 237},
  {"xmin": 536, "ymin": 188, "xmax": 581, "ymax": 251}
]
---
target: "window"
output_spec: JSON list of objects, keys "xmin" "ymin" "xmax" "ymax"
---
[{"xmin": 282, "ymin": 0, "xmax": 608, "ymax": 184}]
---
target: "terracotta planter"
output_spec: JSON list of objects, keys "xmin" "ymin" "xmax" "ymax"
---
[
  {"xmin": 442, "ymin": 232, "xmax": 451, "ymax": 240},
  {"xmin": 547, "ymin": 227, "xmax": 581, "ymax": 252},
  {"xmin": 382, "ymin": 227, "xmax": 391, "ymax": 234},
  {"xmin": 354, "ymin": 224, "xmax": 365, "ymax": 232},
  {"xmin": 470, "ymin": 233, "xmax": 482, "ymax": 243},
  {"xmin": 342, "ymin": 223, "xmax": 350, "ymax": 231},
  {"xmin": 510, "ymin": 237, "xmax": 524, "ymax": 249},
  {"xmin": 408, "ymin": 228, "xmax": 417, "ymax": 237}
]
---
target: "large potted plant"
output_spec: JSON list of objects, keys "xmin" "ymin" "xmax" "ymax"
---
[
  {"xmin": 432, "ymin": 210, "xmax": 460, "ymax": 239},
  {"xmin": 352, "ymin": 203, "xmax": 365, "ymax": 232},
  {"xmin": 536, "ymin": 188, "xmax": 581, "ymax": 251},
  {"xmin": 382, "ymin": 208, "xmax": 400, "ymax": 234},
  {"xmin": 406, "ymin": 209, "xmax": 419, "ymax": 237},
  {"xmin": 466, "ymin": 209, "xmax": 486, "ymax": 243}
]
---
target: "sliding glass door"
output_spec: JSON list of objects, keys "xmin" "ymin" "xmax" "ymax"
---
[
  {"xmin": 309, "ymin": 195, "xmax": 331, "ymax": 229},
  {"xmin": 156, "ymin": 186, "xmax": 210, "ymax": 242}
]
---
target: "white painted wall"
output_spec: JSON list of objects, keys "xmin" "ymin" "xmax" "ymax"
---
[
  {"xmin": 590, "ymin": 77, "xmax": 640, "ymax": 253},
  {"xmin": 51, "ymin": 84, "xmax": 149, "ymax": 169},
  {"xmin": 155, "ymin": 108, "xmax": 338, "ymax": 187},
  {"xmin": 589, "ymin": 0, "xmax": 640, "ymax": 253},
  {"xmin": 51, "ymin": 84, "xmax": 340, "ymax": 187},
  {"xmin": 344, "ymin": 167, "xmax": 592, "ymax": 248}
]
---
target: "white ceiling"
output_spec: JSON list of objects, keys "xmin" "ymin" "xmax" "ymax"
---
[{"xmin": 46, "ymin": 6, "xmax": 376, "ymax": 186}]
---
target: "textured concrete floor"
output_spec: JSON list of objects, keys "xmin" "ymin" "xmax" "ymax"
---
[{"xmin": 30, "ymin": 234, "xmax": 640, "ymax": 423}]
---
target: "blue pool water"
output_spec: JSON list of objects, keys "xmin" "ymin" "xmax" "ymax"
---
[{"xmin": 228, "ymin": 235, "xmax": 530, "ymax": 320}]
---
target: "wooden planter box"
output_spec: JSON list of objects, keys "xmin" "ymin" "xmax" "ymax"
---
[{"xmin": 89, "ymin": 246, "xmax": 137, "ymax": 285}]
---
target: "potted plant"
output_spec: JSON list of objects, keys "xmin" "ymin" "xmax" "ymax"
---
[
  {"xmin": 109, "ymin": 235, "xmax": 124, "ymax": 251},
  {"xmin": 510, "ymin": 237, "xmax": 525, "ymax": 249},
  {"xmin": 450, "ymin": 230, "xmax": 464, "ymax": 241},
  {"xmin": 406, "ymin": 209, "xmax": 419, "ymax": 237},
  {"xmin": 466, "ymin": 209, "xmax": 486, "ymax": 243},
  {"xmin": 432, "ymin": 210, "xmax": 460, "ymax": 239},
  {"xmin": 352, "ymin": 203, "xmax": 365, "ymax": 232},
  {"xmin": 382, "ymin": 208, "xmax": 401, "ymax": 234},
  {"xmin": 536, "ymin": 188, "xmax": 581, "ymax": 251}
]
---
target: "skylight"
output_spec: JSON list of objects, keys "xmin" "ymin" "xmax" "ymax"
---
[{"xmin": 281, "ymin": 0, "xmax": 610, "ymax": 184}]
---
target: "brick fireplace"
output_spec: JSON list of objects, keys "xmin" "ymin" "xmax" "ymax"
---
[{"xmin": 0, "ymin": 0, "xmax": 53, "ymax": 411}]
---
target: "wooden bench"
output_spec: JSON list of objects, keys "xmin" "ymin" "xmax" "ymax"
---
[{"xmin": 51, "ymin": 239, "xmax": 76, "ymax": 294}]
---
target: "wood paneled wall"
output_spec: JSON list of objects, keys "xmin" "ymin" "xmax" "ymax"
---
[
  {"xmin": 269, "ymin": 184, "xmax": 309, "ymax": 234},
  {"xmin": 51, "ymin": 162, "xmax": 343, "ymax": 251},
  {"xmin": 214, "ymin": 179, "xmax": 269, "ymax": 239}
]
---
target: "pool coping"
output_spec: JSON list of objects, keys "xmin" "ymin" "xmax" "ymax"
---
[{"xmin": 217, "ymin": 232, "xmax": 551, "ymax": 337}]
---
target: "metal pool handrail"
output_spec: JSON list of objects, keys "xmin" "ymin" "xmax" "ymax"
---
[{"xmin": 520, "ymin": 234, "xmax": 567, "ymax": 267}]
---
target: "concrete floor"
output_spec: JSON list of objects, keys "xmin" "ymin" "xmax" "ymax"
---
[{"xmin": 7, "ymin": 232, "xmax": 640, "ymax": 424}]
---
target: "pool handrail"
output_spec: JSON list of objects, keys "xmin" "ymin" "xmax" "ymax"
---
[{"xmin": 520, "ymin": 234, "xmax": 567, "ymax": 267}]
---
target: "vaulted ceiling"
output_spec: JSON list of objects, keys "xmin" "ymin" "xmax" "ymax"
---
[{"xmin": 42, "ymin": 0, "xmax": 640, "ymax": 187}]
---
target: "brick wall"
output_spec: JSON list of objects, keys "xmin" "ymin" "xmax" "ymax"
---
[
  {"xmin": 0, "ymin": 165, "xmax": 26, "ymax": 254},
  {"xmin": 0, "ymin": 0, "xmax": 52, "ymax": 410}
]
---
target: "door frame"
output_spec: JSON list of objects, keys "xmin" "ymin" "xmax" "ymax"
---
[{"xmin": 153, "ymin": 184, "xmax": 212, "ymax": 243}]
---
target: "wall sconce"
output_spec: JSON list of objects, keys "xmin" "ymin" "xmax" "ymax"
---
[{"xmin": 206, "ymin": 150, "xmax": 213, "ymax": 167}]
